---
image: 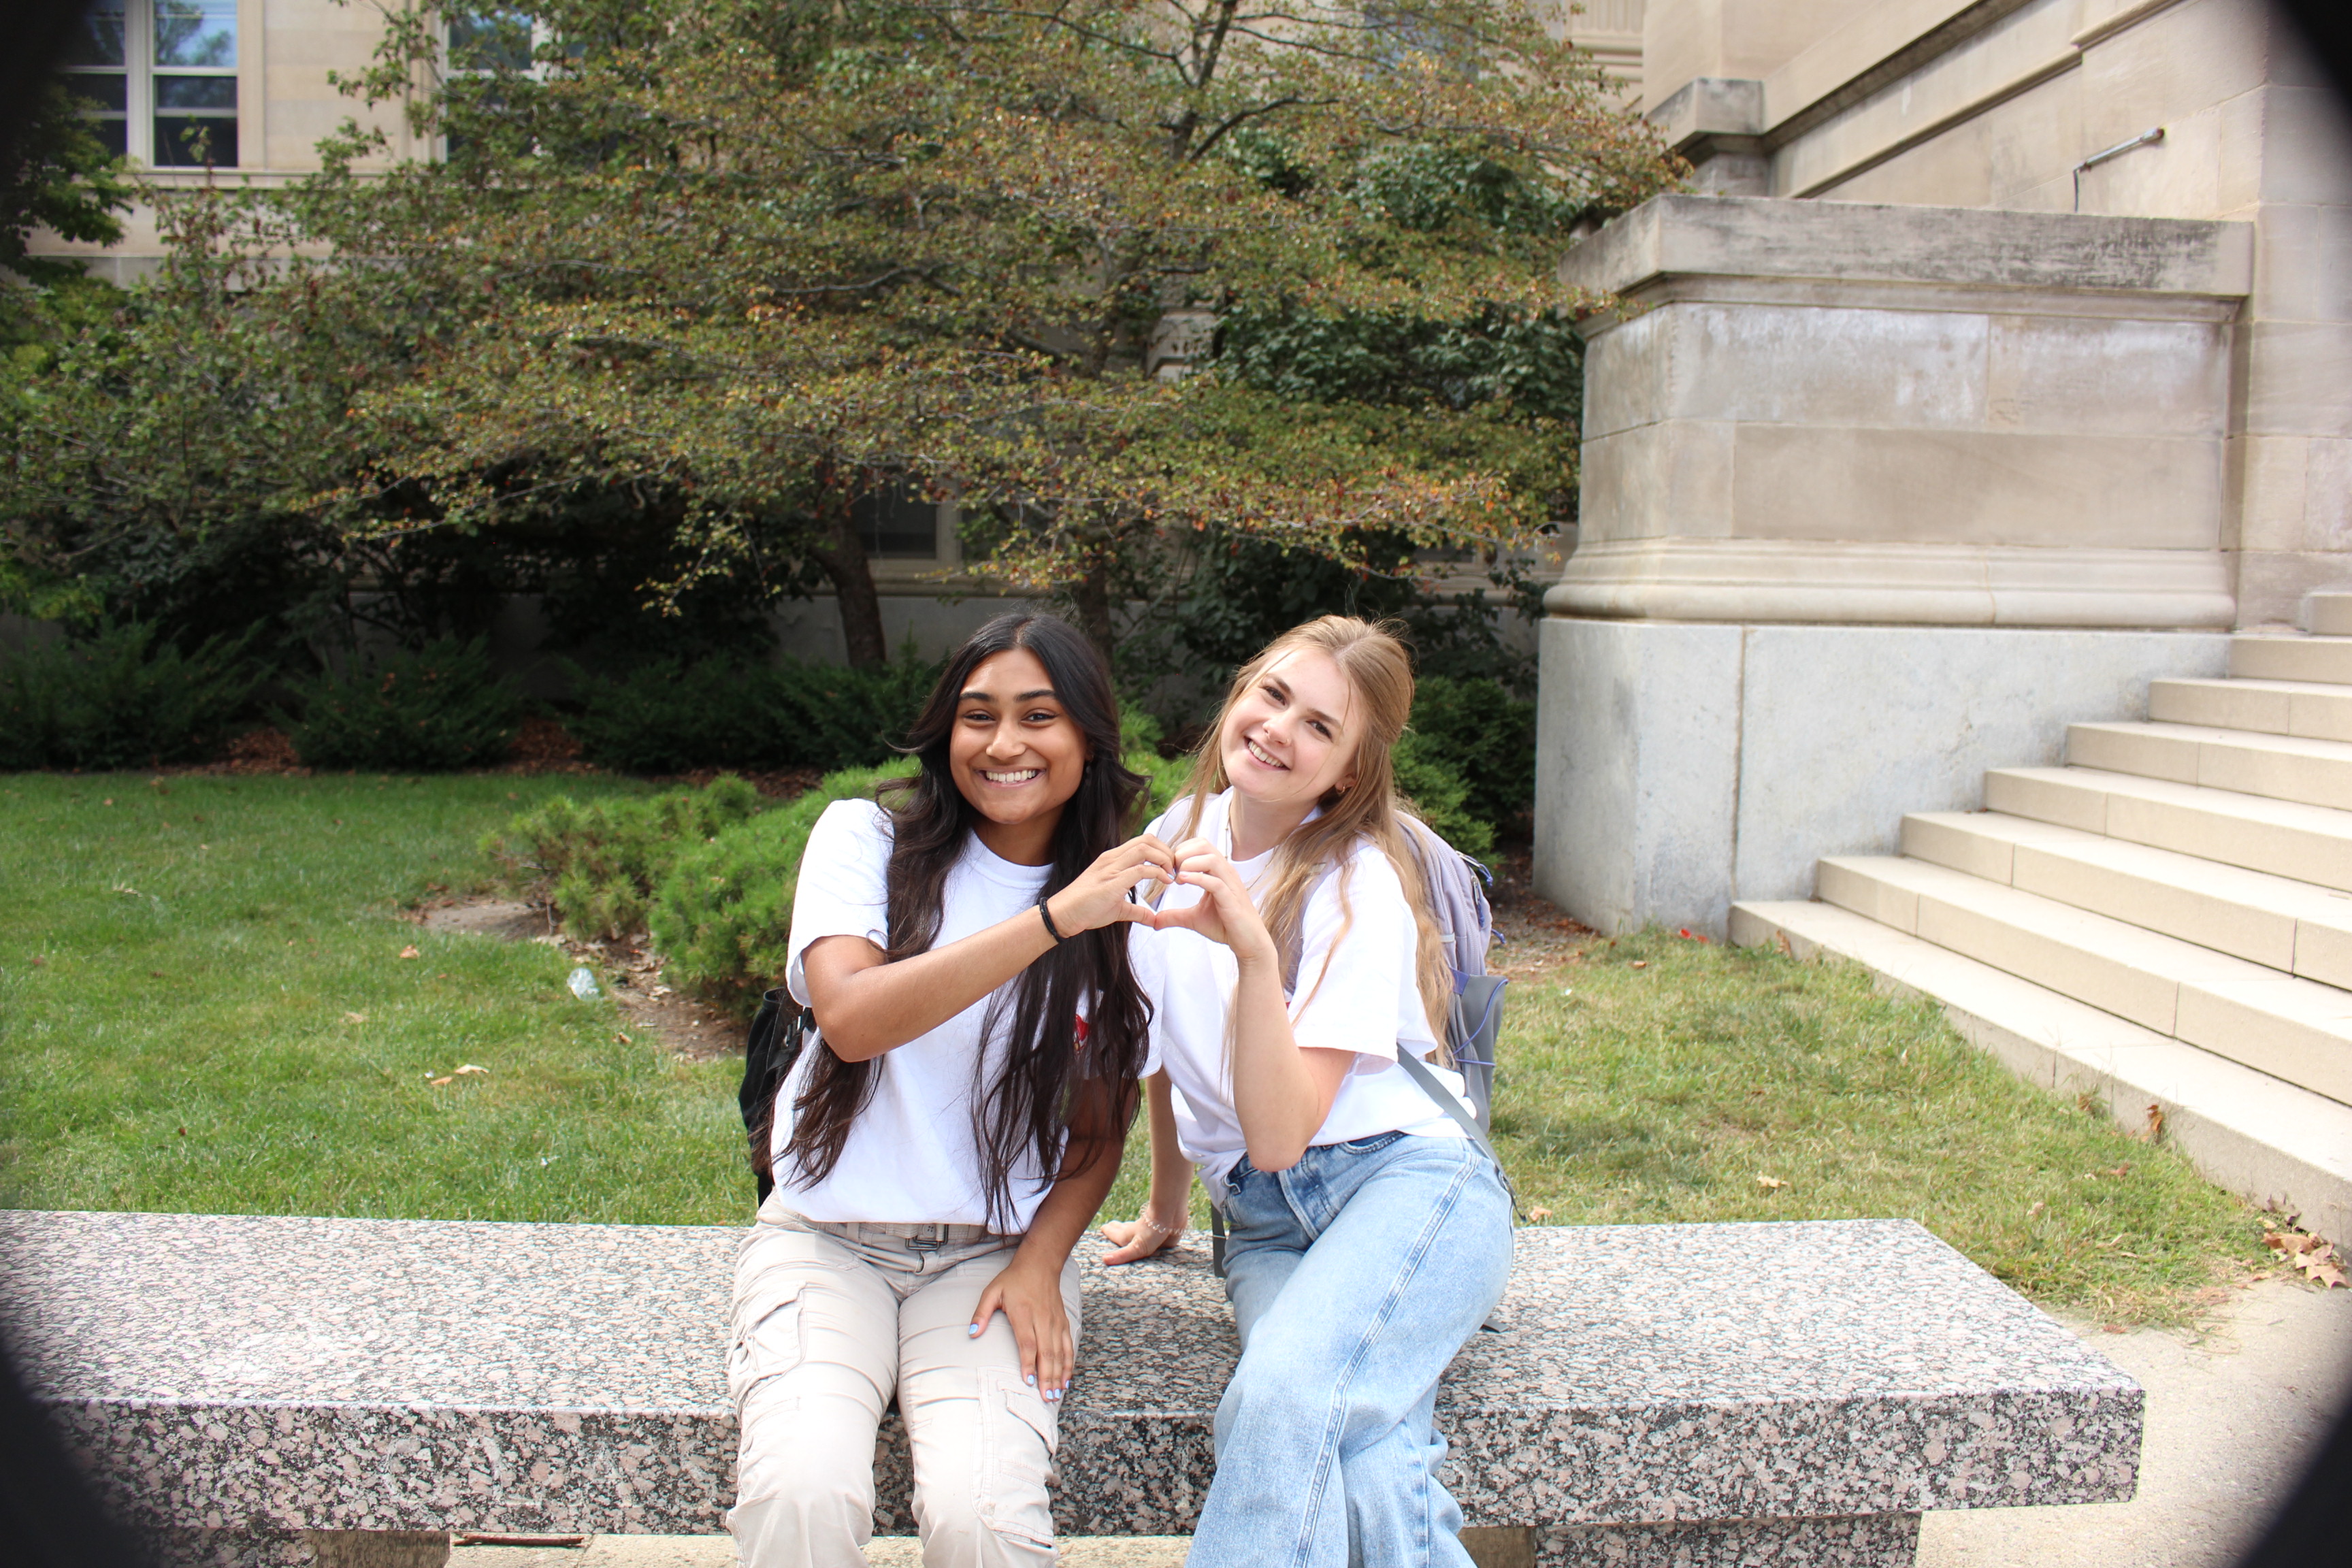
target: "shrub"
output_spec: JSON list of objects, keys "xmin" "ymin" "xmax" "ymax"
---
[
  {"xmin": 1393, "ymin": 732, "xmax": 1494, "ymax": 862},
  {"xmin": 650, "ymin": 733, "xmax": 1184, "ymax": 1012},
  {"xmin": 1120, "ymin": 709, "xmax": 1192, "ymax": 824},
  {"xmin": 651, "ymin": 760, "xmax": 920, "ymax": 1013},
  {"xmin": 0, "ymin": 621, "xmax": 259, "ymax": 770},
  {"xmin": 484, "ymin": 775, "xmax": 766, "ymax": 938},
  {"xmin": 1407, "ymin": 674, "xmax": 1536, "ymax": 839},
  {"xmin": 282, "ymin": 638, "xmax": 523, "ymax": 770},
  {"xmin": 570, "ymin": 651, "xmax": 943, "ymax": 774}
]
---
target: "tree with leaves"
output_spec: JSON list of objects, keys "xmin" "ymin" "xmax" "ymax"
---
[{"xmin": 287, "ymin": 0, "xmax": 1676, "ymax": 667}]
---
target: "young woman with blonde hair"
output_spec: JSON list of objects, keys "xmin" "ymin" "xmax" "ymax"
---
[{"xmin": 1102, "ymin": 615, "xmax": 1514, "ymax": 1568}]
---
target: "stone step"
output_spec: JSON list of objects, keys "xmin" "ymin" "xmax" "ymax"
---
[
  {"xmin": 1814, "ymin": 855, "xmax": 2352, "ymax": 1105},
  {"xmin": 1983, "ymin": 766, "xmax": 2352, "ymax": 893},
  {"xmin": 2232, "ymin": 634, "xmax": 2352, "ymax": 687},
  {"xmin": 1729, "ymin": 898, "xmax": 2352, "ymax": 1246},
  {"xmin": 2147, "ymin": 676, "xmax": 2352, "ymax": 744},
  {"xmin": 2066, "ymin": 720, "xmax": 2352, "ymax": 811},
  {"xmin": 1900, "ymin": 811, "xmax": 2352, "ymax": 986},
  {"xmin": 2303, "ymin": 593, "xmax": 2352, "ymax": 636}
]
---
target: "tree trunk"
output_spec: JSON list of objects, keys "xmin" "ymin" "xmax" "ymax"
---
[
  {"xmin": 808, "ymin": 481, "xmax": 889, "ymax": 669},
  {"xmin": 1071, "ymin": 561, "xmax": 1117, "ymax": 673}
]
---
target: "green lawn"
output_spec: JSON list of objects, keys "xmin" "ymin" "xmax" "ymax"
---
[
  {"xmin": 1, "ymin": 773, "xmax": 2269, "ymax": 1323},
  {"xmin": 1486, "ymin": 931, "xmax": 2272, "ymax": 1326},
  {"xmin": 0, "ymin": 771, "xmax": 744, "ymax": 1224}
]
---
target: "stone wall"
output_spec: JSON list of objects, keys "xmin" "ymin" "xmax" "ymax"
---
[
  {"xmin": 1538, "ymin": 195, "xmax": 2251, "ymax": 932},
  {"xmin": 1635, "ymin": 0, "xmax": 2352, "ymax": 627}
]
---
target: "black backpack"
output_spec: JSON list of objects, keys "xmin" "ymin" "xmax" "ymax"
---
[{"xmin": 738, "ymin": 988, "xmax": 810, "ymax": 1205}]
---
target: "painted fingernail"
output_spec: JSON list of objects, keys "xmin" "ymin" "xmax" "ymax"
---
[
  {"xmin": 1025, "ymin": 1373, "xmax": 1036, "ymax": 1385},
  {"xmin": 968, "ymin": 1324, "xmax": 981, "ymax": 1337}
]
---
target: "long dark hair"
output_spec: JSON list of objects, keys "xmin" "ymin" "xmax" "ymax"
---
[{"xmin": 780, "ymin": 612, "xmax": 1152, "ymax": 1228}]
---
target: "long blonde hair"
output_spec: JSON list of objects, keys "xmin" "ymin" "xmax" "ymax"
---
[{"xmin": 1173, "ymin": 616, "xmax": 1453, "ymax": 1049}]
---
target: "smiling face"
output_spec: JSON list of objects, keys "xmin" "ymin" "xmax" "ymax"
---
[
  {"xmin": 947, "ymin": 646, "xmax": 1092, "ymax": 858},
  {"xmin": 1218, "ymin": 648, "xmax": 1360, "ymax": 816}
]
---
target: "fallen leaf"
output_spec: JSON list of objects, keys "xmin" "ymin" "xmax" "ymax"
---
[
  {"xmin": 101, "ymin": 798, "xmax": 112, "ymax": 806},
  {"xmin": 149, "ymin": 970, "xmax": 164, "ymax": 979},
  {"xmin": 1755, "ymin": 1174, "xmax": 1787, "ymax": 1190},
  {"xmin": 453, "ymin": 1064, "xmax": 488, "ymax": 1076},
  {"xmin": 2102, "ymin": 1324, "xmax": 2129, "ymax": 1335},
  {"xmin": 398, "ymin": 945, "xmax": 421, "ymax": 960},
  {"xmin": 2105, "ymin": 1164, "xmax": 2132, "ymax": 1178},
  {"xmin": 29, "ymin": 956, "xmax": 44, "ymax": 967},
  {"xmin": 2142, "ymin": 1103, "xmax": 2166, "ymax": 1141},
  {"xmin": 1631, "ymin": 960, "xmax": 1648, "ymax": 970},
  {"xmin": 429, "ymin": 1076, "xmax": 453, "ymax": 1087},
  {"xmin": 615, "ymin": 1032, "xmax": 633, "ymax": 1045},
  {"xmin": 343, "ymin": 1011, "xmax": 368, "ymax": 1024},
  {"xmin": 1526, "ymin": 1207, "xmax": 1553, "ymax": 1221},
  {"xmin": 2027, "ymin": 1201, "xmax": 2046, "ymax": 1218}
]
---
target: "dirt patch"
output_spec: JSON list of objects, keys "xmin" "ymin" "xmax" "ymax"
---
[
  {"xmin": 1484, "ymin": 841, "xmax": 1601, "ymax": 977},
  {"xmin": 420, "ymin": 898, "xmax": 546, "ymax": 941},
  {"xmin": 416, "ymin": 896, "xmax": 743, "ymax": 1061}
]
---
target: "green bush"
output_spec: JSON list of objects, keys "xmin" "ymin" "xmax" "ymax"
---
[
  {"xmin": 1407, "ymin": 674, "xmax": 1537, "ymax": 839},
  {"xmin": 651, "ymin": 760, "xmax": 920, "ymax": 1013},
  {"xmin": 1120, "ymin": 709, "xmax": 1192, "ymax": 825},
  {"xmin": 1392, "ymin": 732, "xmax": 1494, "ymax": 862},
  {"xmin": 282, "ymin": 638, "xmax": 523, "ymax": 771},
  {"xmin": 485, "ymin": 775, "xmax": 767, "ymax": 938},
  {"xmin": 651, "ymin": 736, "xmax": 1186, "ymax": 1012},
  {"xmin": 0, "ymin": 621, "xmax": 259, "ymax": 770},
  {"xmin": 570, "ymin": 652, "xmax": 941, "ymax": 774}
]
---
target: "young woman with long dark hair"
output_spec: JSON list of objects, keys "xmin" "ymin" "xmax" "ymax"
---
[
  {"xmin": 728, "ymin": 612, "xmax": 1169, "ymax": 1568},
  {"xmin": 1101, "ymin": 616, "xmax": 1514, "ymax": 1568}
]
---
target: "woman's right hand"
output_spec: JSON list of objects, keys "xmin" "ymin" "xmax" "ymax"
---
[
  {"xmin": 1099, "ymin": 1207, "xmax": 1187, "ymax": 1265},
  {"xmin": 1043, "ymin": 834, "xmax": 1175, "ymax": 936}
]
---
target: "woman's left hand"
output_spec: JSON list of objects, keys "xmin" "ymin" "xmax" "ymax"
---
[
  {"xmin": 1152, "ymin": 838, "xmax": 1278, "ymax": 970},
  {"xmin": 971, "ymin": 1255, "xmax": 1075, "ymax": 1403}
]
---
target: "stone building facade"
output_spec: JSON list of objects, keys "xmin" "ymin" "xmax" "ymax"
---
[{"xmin": 1537, "ymin": 0, "xmax": 2352, "ymax": 935}]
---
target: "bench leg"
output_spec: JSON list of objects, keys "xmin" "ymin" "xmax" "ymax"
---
[
  {"xmin": 1535, "ymin": 1514, "xmax": 1920, "ymax": 1568},
  {"xmin": 303, "ymin": 1531, "xmax": 454, "ymax": 1568},
  {"xmin": 140, "ymin": 1529, "xmax": 452, "ymax": 1568}
]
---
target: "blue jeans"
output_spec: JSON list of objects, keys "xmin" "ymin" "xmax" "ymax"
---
[{"xmin": 1190, "ymin": 1133, "xmax": 1514, "ymax": 1568}]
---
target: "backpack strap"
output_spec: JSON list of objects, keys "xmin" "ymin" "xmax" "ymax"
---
[{"xmin": 1390, "ymin": 1041, "xmax": 1519, "ymax": 1214}]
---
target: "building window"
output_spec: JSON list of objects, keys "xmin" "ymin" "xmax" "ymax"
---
[
  {"xmin": 854, "ymin": 480, "xmax": 943, "ymax": 559},
  {"xmin": 62, "ymin": 1, "xmax": 239, "ymax": 169}
]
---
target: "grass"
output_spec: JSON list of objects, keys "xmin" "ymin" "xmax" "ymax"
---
[
  {"xmin": 0, "ymin": 771, "xmax": 744, "ymax": 1224},
  {"xmin": 2, "ymin": 774, "xmax": 2270, "ymax": 1323},
  {"xmin": 1484, "ymin": 928, "xmax": 2273, "ymax": 1326}
]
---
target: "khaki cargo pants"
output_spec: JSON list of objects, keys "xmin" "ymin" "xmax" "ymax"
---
[{"xmin": 727, "ymin": 1193, "xmax": 1080, "ymax": 1568}]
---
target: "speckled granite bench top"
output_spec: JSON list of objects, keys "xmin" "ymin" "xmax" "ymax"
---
[{"xmin": 0, "ymin": 1209, "xmax": 2140, "ymax": 1538}]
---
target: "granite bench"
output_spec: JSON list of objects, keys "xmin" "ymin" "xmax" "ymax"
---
[{"xmin": 0, "ymin": 1209, "xmax": 2142, "ymax": 1568}]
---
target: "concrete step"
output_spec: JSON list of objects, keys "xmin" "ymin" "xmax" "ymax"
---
[
  {"xmin": 2303, "ymin": 593, "xmax": 2352, "ymax": 636},
  {"xmin": 1984, "ymin": 765, "xmax": 2352, "ymax": 893},
  {"xmin": 2066, "ymin": 720, "xmax": 2352, "ymax": 812},
  {"xmin": 2232, "ymin": 634, "xmax": 2352, "ymax": 686},
  {"xmin": 1815, "ymin": 855, "xmax": 2352, "ymax": 1105},
  {"xmin": 1729, "ymin": 898, "xmax": 2352, "ymax": 1247},
  {"xmin": 1900, "ymin": 811, "xmax": 2352, "ymax": 986},
  {"xmin": 2148, "ymin": 676, "xmax": 2352, "ymax": 743}
]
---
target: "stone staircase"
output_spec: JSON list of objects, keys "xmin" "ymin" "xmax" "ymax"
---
[{"xmin": 1731, "ymin": 598, "xmax": 2352, "ymax": 1243}]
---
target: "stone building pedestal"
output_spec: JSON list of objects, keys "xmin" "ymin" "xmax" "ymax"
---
[{"xmin": 1537, "ymin": 196, "xmax": 2252, "ymax": 934}]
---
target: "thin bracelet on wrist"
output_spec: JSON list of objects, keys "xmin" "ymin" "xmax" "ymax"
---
[{"xmin": 1036, "ymin": 892, "xmax": 1071, "ymax": 945}]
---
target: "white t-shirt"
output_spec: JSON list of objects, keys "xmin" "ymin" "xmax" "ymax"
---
[
  {"xmin": 1134, "ymin": 790, "xmax": 1469, "ymax": 1196},
  {"xmin": 774, "ymin": 798, "xmax": 1153, "ymax": 1232}
]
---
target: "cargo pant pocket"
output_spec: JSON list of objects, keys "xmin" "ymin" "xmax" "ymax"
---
[{"xmin": 974, "ymin": 1367, "xmax": 1059, "ymax": 1550}]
